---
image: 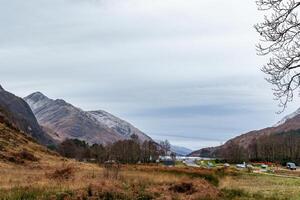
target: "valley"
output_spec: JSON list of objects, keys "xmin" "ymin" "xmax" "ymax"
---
[
  {"xmin": 2, "ymin": 0, "xmax": 300, "ymax": 198},
  {"xmin": 1, "ymin": 86, "xmax": 300, "ymax": 200}
]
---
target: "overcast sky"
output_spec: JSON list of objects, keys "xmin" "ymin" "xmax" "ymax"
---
[{"xmin": 1, "ymin": 0, "xmax": 299, "ymax": 150}]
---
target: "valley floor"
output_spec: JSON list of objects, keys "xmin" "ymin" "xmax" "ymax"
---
[
  {"xmin": 220, "ymin": 172, "xmax": 300, "ymax": 200},
  {"xmin": 0, "ymin": 161, "xmax": 300, "ymax": 200}
]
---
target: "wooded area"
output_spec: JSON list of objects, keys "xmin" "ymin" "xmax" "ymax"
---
[
  {"xmin": 57, "ymin": 135, "xmax": 161, "ymax": 164},
  {"xmin": 221, "ymin": 130, "xmax": 300, "ymax": 165}
]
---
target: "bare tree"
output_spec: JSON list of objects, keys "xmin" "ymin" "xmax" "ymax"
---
[
  {"xmin": 255, "ymin": 0, "xmax": 300, "ymax": 111},
  {"xmin": 160, "ymin": 140, "xmax": 171, "ymax": 156}
]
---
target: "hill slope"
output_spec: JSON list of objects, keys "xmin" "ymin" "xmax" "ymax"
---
[
  {"xmin": 0, "ymin": 85, "xmax": 54, "ymax": 146},
  {"xmin": 0, "ymin": 119, "xmax": 58, "ymax": 166},
  {"xmin": 190, "ymin": 108, "xmax": 300, "ymax": 159},
  {"xmin": 24, "ymin": 92, "xmax": 152, "ymax": 145}
]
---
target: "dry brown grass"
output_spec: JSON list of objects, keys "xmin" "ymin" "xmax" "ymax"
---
[
  {"xmin": 275, "ymin": 168, "xmax": 300, "ymax": 177},
  {"xmin": 0, "ymin": 122, "xmax": 58, "ymax": 165},
  {"xmin": 2, "ymin": 122, "xmax": 299, "ymax": 199},
  {"xmin": 0, "ymin": 160, "xmax": 223, "ymax": 200},
  {"xmin": 47, "ymin": 165, "xmax": 75, "ymax": 180},
  {"xmin": 220, "ymin": 172, "xmax": 300, "ymax": 200}
]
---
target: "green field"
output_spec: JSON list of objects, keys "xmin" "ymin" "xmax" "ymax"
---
[{"xmin": 220, "ymin": 172, "xmax": 300, "ymax": 200}]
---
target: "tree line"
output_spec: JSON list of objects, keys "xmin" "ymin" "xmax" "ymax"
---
[
  {"xmin": 221, "ymin": 130, "xmax": 300, "ymax": 165},
  {"xmin": 56, "ymin": 135, "xmax": 165, "ymax": 164}
]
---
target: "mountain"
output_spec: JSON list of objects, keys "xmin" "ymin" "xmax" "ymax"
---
[
  {"xmin": 155, "ymin": 140, "xmax": 192, "ymax": 156},
  {"xmin": 274, "ymin": 108, "xmax": 300, "ymax": 127},
  {"xmin": 170, "ymin": 145, "xmax": 193, "ymax": 156},
  {"xmin": 24, "ymin": 92, "xmax": 152, "ymax": 145},
  {"xmin": 0, "ymin": 85, "xmax": 55, "ymax": 146},
  {"xmin": 189, "ymin": 108, "xmax": 300, "ymax": 159},
  {"xmin": 88, "ymin": 110, "xmax": 151, "ymax": 142}
]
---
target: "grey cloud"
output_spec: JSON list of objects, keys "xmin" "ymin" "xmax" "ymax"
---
[{"xmin": 1, "ymin": 0, "xmax": 299, "ymax": 150}]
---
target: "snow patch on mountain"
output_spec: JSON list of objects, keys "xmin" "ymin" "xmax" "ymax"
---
[
  {"xmin": 88, "ymin": 110, "xmax": 151, "ymax": 141},
  {"xmin": 25, "ymin": 92, "xmax": 51, "ymax": 112},
  {"xmin": 25, "ymin": 92, "xmax": 152, "ymax": 143},
  {"xmin": 274, "ymin": 108, "xmax": 300, "ymax": 127}
]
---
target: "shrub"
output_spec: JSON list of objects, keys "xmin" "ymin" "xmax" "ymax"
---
[
  {"xmin": 7, "ymin": 156, "xmax": 24, "ymax": 164},
  {"xmin": 48, "ymin": 166, "xmax": 74, "ymax": 180},
  {"xmin": 169, "ymin": 182, "xmax": 196, "ymax": 195},
  {"xmin": 16, "ymin": 150, "xmax": 39, "ymax": 162},
  {"xmin": 136, "ymin": 193, "xmax": 154, "ymax": 200},
  {"xmin": 103, "ymin": 161, "xmax": 121, "ymax": 179},
  {"xmin": 98, "ymin": 191, "xmax": 128, "ymax": 200},
  {"xmin": 87, "ymin": 185, "xmax": 93, "ymax": 197},
  {"xmin": 55, "ymin": 191, "xmax": 73, "ymax": 200}
]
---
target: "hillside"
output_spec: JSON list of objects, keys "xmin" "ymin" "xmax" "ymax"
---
[
  {"xmin": 0, "ymin": 85, "xmax": 54, "ymax": 146},
  {"xmin": 0, "ymin": 119, "xmax": 59, "ymax": 166},
  {"xmin": 0, "ymin": 105, "xmax": 299, "ymax": 200},
  {"xmin": 24, "ymin": 92, "xmax": 152, "ymax": 145},
  {"xmin": 190, "ymin": 108, "xmax": 300, "ymax": 161},
  {"xmin": 0, "ymin": 113, "xmax": 221, "ymax": 200}
]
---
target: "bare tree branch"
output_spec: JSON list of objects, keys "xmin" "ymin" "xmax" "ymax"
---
[{"xmin": 255, "ymin": 0, "xmax": 300, "ymax": 112}]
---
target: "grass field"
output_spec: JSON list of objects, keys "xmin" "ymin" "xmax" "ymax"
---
[
  {"xmin": 0, "ymin": 162, "xmax": 223, "ymax": 200},
  {"xmin": 0, "ymin": 160, "xmax": 300, "ymax": 200},
  {"xmin": 220, "ymin": 172, "xmax": 300, "ymax": 200},
  {"xmin": 1, "ymin": 115, "xmax": 300, "ymax": 199}
]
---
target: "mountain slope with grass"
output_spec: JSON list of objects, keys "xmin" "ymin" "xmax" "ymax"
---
[
  {"xmin": 190, "ymin": 108, "xmax": 300, "ymax": 160},
  {"xmin": 0, "ymin": 114, "xmax": 223, "ymax": 200},
  {"xmin": 0, "ymin": 118, "xmax": 59, "ymax": 166}
]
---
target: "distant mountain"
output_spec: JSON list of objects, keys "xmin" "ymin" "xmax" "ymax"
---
[
  {"xmin": 155, "ymin": 140, "xmax": 192, "ymax": 156},
  {"xmin": 170, "ymin": 145, "xmax": 193, "ymax": 156},
  {"xmin": 24, "ymin": 92, "xmax": 152, "ymax": 145},
  {"xmin": 0, "ymin": 85, "xmax": 54, "ymax": 145},
  {"xmin": 189, "ymin": 108, "xmax": 300, "ymax": 159}
]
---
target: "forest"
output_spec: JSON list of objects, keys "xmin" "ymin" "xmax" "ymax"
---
[
  {"xmin": 56, "ymin": 135, "xmax": 165, "ymax": 164},
  {"xmin": 222, "ymin": 130, "xmax": 300, "ymax": 165}
]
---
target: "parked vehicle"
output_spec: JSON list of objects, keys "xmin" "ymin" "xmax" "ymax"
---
[
  {"xmin": 286, "ymin": 162, "xmax": 297, "ymax": 170},
  {"xmin": 224, "ymin": 163, "xmax": 230, "ymax": 168},
  {"xmin": 236, "ymin": 163, "xmax": 246, "ymax": 169},
  {"xmin": 261, "ymin": 164, "xmax": 268, "ymax": 169}
]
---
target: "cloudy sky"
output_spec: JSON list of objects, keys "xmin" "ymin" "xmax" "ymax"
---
[{"xmin": 1, "ymin": 0, "xmax": 299, "ymax": 150}]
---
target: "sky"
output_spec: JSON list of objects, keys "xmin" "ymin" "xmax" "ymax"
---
[{"xmin": 1, "ymin": 0, "xmax": 299, "ymax": 150}]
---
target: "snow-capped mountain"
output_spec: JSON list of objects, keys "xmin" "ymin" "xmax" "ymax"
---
[
  {"xmin": 88, "ymin": 110, "xmax": 150, "ymax": 142},
  {"xmin": 24, "ymin": 92, "xmax": 152, "ymax": 145}
]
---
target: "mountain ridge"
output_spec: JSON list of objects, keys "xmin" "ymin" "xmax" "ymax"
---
[
  {"xmin": 24, "ymin": 92, "xmax": 152, "ymax": 145},
  {"xmin": 189, "ymin": 108, "xmax": 300, "ymax": 158}
]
